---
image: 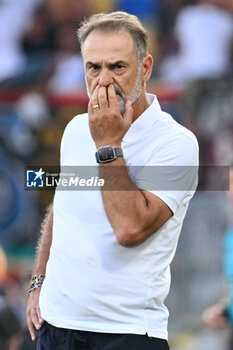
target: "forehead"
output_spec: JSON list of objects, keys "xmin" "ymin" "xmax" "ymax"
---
[{"xmin": 82, "ymin": 30, "xmax": 136, "ymax": 63}]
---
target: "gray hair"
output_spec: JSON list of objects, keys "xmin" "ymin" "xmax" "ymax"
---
[{"xmin": 77, "ymin": 11, "xmax": 148, "ymax": 63}]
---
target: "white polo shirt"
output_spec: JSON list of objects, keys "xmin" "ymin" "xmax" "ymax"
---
[{"xmin": 39, "ymin": 94, "xmax": 198, "ymax": 340}]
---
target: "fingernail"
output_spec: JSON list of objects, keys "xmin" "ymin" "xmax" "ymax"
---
[
  {"xmin": 32, "ymin": 336, "xmax": 35, "ymax": 341},
  {"xmin": 36, "ymin": 324, "xmax": 40, "ymax": 329}
]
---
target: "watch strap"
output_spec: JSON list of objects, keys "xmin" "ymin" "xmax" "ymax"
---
[
  {"xmin": 95, "ymin": 145, "xmax": 123, "ymax": 163},
  {"xmin": 114, "ymin": 147, "xmax": 123, "ymax": 158}
]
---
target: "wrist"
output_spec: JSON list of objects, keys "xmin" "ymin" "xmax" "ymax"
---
[
  {"xmin": 29, "ymin": 284, "xmax": 42, "ymax": 295},
  {"xmin": 95, "ymin": 141, "xmax": 122, "ymax": 149},
  {"xmin": 95, "ymin": 145, "xmax": 123, "ymax": 164},
  {"xmin": 29, "ymin": 274, "xmax": 45, "ymax": 294}
]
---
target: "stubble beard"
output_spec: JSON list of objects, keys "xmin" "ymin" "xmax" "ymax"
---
[{"xmin": 86, "ymin": 65, "xmax": 142, "ymax": 113}]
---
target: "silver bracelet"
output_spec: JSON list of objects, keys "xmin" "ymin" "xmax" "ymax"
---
[{"xmin": 29, "ymin": 274, "xmax": 45, "ymax": 294}]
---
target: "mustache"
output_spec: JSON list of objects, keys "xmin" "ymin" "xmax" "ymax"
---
[{"xmin": 113, "ymin": 83, "xmax": 124, "ymax": 98}]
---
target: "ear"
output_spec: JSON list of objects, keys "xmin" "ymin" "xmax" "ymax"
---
[{"xmin": 142, "ymin": 55, "xmax": 153, "ymax": 83}]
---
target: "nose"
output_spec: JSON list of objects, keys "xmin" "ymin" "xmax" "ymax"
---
[{"xmin": 98, "ymin": 68, "xmax": 114, "ymax": 87}]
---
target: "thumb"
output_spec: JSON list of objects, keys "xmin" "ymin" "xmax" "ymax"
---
[{"xmin": 123, "ymin": 100, "xmax": 133, "ymax": 124}]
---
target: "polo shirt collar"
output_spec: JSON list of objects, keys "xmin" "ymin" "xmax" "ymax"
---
[{"xmin": 122, "ymin": 93, "xmax": 162, "ymax": 145}]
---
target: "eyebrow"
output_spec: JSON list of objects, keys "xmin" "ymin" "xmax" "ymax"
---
[{"xmin": 86, "ymin": 60, "xmax": 129, "ymax": 68}]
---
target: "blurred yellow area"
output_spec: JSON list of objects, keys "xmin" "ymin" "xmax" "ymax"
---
[{"xmin": 88, "ymin": 0, "xmax": 116, "ymax": 13}]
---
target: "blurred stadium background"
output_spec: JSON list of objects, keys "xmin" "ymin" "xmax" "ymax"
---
[{"xmin": 0, "ymin": 0, "xmax": 232, "ymax": 349}]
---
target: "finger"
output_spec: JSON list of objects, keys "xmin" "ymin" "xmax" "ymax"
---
[
  {"xmin": 31, "ymin": 308, "xmax": 42, "ymax": 331},
  {"xmin": 27, "ymin": 316, "xmax": 37, "ymax": 341},
  {"xmin": 37, "ymin": 306, "xmax": 44, "ymax": 324},
  {"xmin": 123, "ymin": 100, "xmax": 133, "ymax": 124},
  {"xmin": 108, "ymin": 84, "xmax": 118, "ymax": 108},
  {"xmin": 91, "ymin": 85, "xmax": 100, "ymax": 110},
  {"xmin": 98, "ymin": 86, "xmax": 108, "ymax": 109}
]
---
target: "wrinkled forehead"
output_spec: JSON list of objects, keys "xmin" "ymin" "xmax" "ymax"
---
[{"xmin": 82, "ymin": 29, "xmax": 136, "ymax": 63}]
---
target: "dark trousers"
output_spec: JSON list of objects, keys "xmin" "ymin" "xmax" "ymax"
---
[{"xmin": 37, "ymin": 322, "xmax": 170, "ymax": 350}]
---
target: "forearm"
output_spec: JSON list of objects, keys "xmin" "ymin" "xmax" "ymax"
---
[
  {"xmin": 99, "ymin": 158, "xmax": 158, "ymax": 245},
  {"xmin": 33, "ymin": 204, "xmax": 53, "ymax": 275}
]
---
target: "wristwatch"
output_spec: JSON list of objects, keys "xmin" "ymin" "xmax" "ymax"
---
[{"xmin": 95, "ymin": 145, "xmax": 123, "ymax": 163}]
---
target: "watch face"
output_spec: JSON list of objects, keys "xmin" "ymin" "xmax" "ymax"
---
[{"xmin": 99, "ymin": 146, "xmax": 115, "ymax": 162}]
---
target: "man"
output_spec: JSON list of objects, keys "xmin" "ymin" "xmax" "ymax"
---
[{"xmin": 27, "ymin": 11, "xmax": 199, "ymax": 350}]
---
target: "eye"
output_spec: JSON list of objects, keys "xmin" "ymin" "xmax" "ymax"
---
[
  {"xmin": 88, "ymin": 64, "xmax": 100, "ymax": 75},
  {"xmin": 116, "ymin": 64, "xmax": 123, "ymax": 69},
  {"xmin": 114, "ymin": 64, "xmax": 126, "ymax": 73},
  {"xmin": 89, "ymin": 65, "xmax": 100, "ymax": 74}
]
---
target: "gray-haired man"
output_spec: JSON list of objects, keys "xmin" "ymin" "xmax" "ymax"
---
[{"xmin": 27, "ymin": 11, "xmax": 198, "ymax": 350}]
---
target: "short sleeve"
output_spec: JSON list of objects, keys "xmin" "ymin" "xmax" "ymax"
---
[{"xmin": 134, "ymin": 132, "xmax": 199, "ymax": 214}]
